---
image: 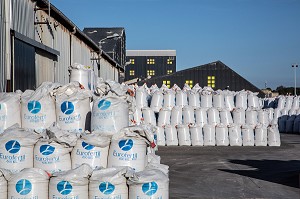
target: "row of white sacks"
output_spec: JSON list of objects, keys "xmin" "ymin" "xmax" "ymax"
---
[
  {"xmin": 263, "ymin": 95, "xmax": 300, "ymax": 110},
  {"xmin": 0, "ymin": 124, "xmax": 157, "ymax": 174},
  {"xmin": 0, "ymin": 163, "xmax": 169, "ymax": 199},
  {"xmin": 134, "ymin": 83, "xmax": 264, "ymax": 111},
  {"xmin": 154, "ymin": 123, "xmax": 280, "ymax": 146}
]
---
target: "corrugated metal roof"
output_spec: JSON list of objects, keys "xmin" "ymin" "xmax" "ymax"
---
[{"xmin": 126, "ymin": 50, "xmax": 176, "ymax": 57}]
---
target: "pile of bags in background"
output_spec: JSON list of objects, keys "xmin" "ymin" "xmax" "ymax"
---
[
  {"xmin": 0, "ymin": 76, "xmax": 169, "ymax": 199},
  {"xmin": 130, "ymin": 83, "xmax": 281, "ymax": 146}
]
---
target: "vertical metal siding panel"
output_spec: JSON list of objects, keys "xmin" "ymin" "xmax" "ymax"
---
[
  {"xmin": 35, "ymin": 10, "xmax": 54, "ymax": 48},
  {"xmin": 0, "ymin": 0, "xmax": 6, "ymax": 91},
  {"xmin": 35, "ymin": 51, "xmax": 55, "ymax": 86}
]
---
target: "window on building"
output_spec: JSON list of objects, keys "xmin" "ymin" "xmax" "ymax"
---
[
  {"xmin": 167, "ymin": 70, "xmax": 173, "ymax": 74},
  {"xmin": 163, "ymin": 80, "xmax": 171, "ymax": 88},
  {"xmin": 167, "ymin": 59, "xmax": 173, "ymax": 64},
  {"xmin": 147, "ymin": 70, "xmax": 155, "ymax": 76},
  {"xmin": 129, "ymin": 70, "xmax": 135, "ymax": 76},
  {"xmin": 130, "ymin": 59, "xmax": 135, "ymax": 64},
  {"xmin": 207, "ymin": 76, "xmax": 215, "ymax": 88},
  {"xmin": 185, "ymin": 80, "xmax": 193, "ymax": 88},
  {"xmin": 147, "ymin": 58, "xmax": 155, "ymax": 64}
]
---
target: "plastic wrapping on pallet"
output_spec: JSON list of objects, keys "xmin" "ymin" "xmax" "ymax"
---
[
  {"xmin": 150, "ymin": 91, "xmax": 163, "ymax": 113},
  {"xmin": 157, "ymin": 108, "xmax": 171, "ymax": 127},
  {"xmin": 241, "ymin": 124, "xmax": 254, "ymax": 146},
  {"xmin": 170, "ymin": 106, "xmax": 182, "ymax": 126},
  {"xmin": 182, "ymin": 106, "xmax": 195, "ymax": 125},
  {"xmin": 219, "ymin": 109, "xmax": 233, "ymax": 125},
  {"xmin": 216, "ymin": 123, "xmax": 229, "ymax": 146},
  {"xmin": 195, "ymin": 107, "xmax": 208, "ymax": 127},
  {"xmin": 189, "ymin": 124, "xmax": 203, "ymax": 146},
  {"xmin": 255, "ymin": 124, "xmax": 268, "ymax": 146},
  {"xmin": 228, "ymin": 123, "xmax": 242, "ymax": 146},
  {"xmin": 164, "ymin": 125, "xmax": 178, "ymax": 146},
  {"xmin": 177, "ymin": 124, "xmax": 191, "ymax": 146},
  {"xmin": 207, "ymin": 107, "xmax": 220, "ymax": 126},
  {"xmin": 203, "ymin": 124, "xmax": 216, "ymax": 146}
]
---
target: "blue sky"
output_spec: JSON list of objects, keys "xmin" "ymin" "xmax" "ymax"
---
[{"xmin": 51, "ymin": 0, "xmax": 300, "ymax": 89}]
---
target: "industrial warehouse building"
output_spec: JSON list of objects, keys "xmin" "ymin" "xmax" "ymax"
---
[
  {"xmin": 0, "ymin": 0, "xmax": 123, "ymax": 92},
  {"xmin": 140, "ymin": 61, "xmax": 263, "ymax": 95}
]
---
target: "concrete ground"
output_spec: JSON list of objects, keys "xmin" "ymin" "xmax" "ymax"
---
[{"xmin": 157, "ymin": 134, "xmax": 300, "ymax": 199}]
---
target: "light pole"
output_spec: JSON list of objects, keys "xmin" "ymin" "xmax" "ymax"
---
[{"xmin": 292, "ymin": 64, "xmax": 298, "ymax": 96}]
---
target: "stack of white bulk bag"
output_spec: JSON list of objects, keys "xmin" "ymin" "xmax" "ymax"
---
[
  {"xmin": 54, "ymin": 82, "xmax": 92, "ymax": 133},
  {"xmin": 0, "ymin": 92, "xmax": 21, "ymax": 133},
  {"xmin": 247, "ymin": 92, "xmax": 260, "ymax": 109},
  {"xmin": 150, "ymin": 91, "xmax": 163, "ymax": 113},
  {"xmin": 49, "ymin": 164, "xmax": 93, "ymax": 199},
  {"xmin": 203, "ymin": 124, "xmax": 216, "ymax": 146},
  {"xmin": 235, "ymin": 91, "xmax": 247, "ymax": 110},
  {"xmin": 207, "ymin": 107, "xmax": 220, "ymax": 126},
  {"xmin": 213, "ymin": 91, "xmax": 224, "ymax": 109},
  {"xmin": 232, "ymin": 108, "xmax": 246, "ymax": 126},
  {"xmin": 177, "ymin": 124, "xmax": 191, "ymax": 146},
  {"xmin": 156, "ymin": 126, "xmax": 166, "ymax": 146},
  {"xmin": 163, "ymin": 90, "xmax": 176, "ymax": 110},
  {"xmin": 219, "ymin": 109, "xmax": 233, "ymax": 126},
  {"xmin": 245, "ymin": 108, "xmax": 258, "ymax": 128},
  {"xmin": 157, "ymin": 108, "xmax": 171, "ymax": 127},
  {"xmin": 189, "ymin": 124, "xmax": 203, "ymax": 146},
  {"xmin": 276, "ymin": 96, "xmax": 285, "ymax": 110},
  {"xmin": 8, "ymin": 168, "xmax": 49, "ymax": 199},
  {"xmin": 71, "ymin": 131, "xmax": 110, "ymax": 169},
  {"xmin": 224, "ymin": 91, "xmax": 235, "ymax": 111},
  {"xmin": 164, "ymin": 125, "xmax": 178, "ymax": 146},
  {"xmin": 0, "ymin": 169, "xmax": 8, "ymax": 199},
  {"xmin": 182, "ymin": 106, "xmax": 195, "ymax": 125},
  {"xmin": 128, "ymin": 168, "xmax": 169, "ymax": 199},
  {"xmin": 21, "ymin": 82, "xmax": 60, "ymax": 132},
  {"xmin": 200, "ymin": 90, "xmax": 213, "ymax": 108},
  {"xmin": 228, "ymin": 124, "xmax": 242, "ymax": 146},
  {"xmin": 170, "ymin": 106, "xmax": 182, "ymax": 126},
  {"xmin": 135, "ymin": 85, "xmax": 149, "ymax": 109},
  {"xmin": 241, "ymin": 124, "xmax": 254, "ymax": 146},
  {"xmin": 142, "ymin": 108, "xmax": 157, "ymax": 126},
  {"xmin": 187, "ymin": 89, "xmax": 200, "ymax": 107},
  {"xmin": 0, "ymin": 125, "xmax": 41, "ymax": 173},
  {"xmin": 69, "ymin": 63, "xmax": 93, "ymax": 90},
  {"xmin": 195, "ymin": 108, "xmax": 208, "ymax": 127},
  {"xmin": 89, "ymin": 167, "xmax": 128, "ymax": 199},
  {"xmin": 34, "ymin": 125, "xmax": 77, "ymax": 174},
  {"xmin": 176, "ymin": 90, "xmax": 188, "ymax": 108},
  {"xmin": 216, "ymin": 123, "xmax": 229, "ymax": 146},
  {"xmin": 268, "ymin": 124, "xmax": 281, "ymax": 146},
  {"xmin": 108, "ymin": 125, "xmax": 155, "ymax": 172},
  {"xmin": 255, "ymin": 124, "xmax": 267, "ymax": 146},
  {"xmin": 92, "ymin": 93, "xmax": 129, "ymax": 135}
]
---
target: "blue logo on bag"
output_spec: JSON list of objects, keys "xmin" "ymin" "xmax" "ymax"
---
[
  {"xmin": 16, "ymin": 179, "xmax": 32, "ymax": 195},
  {"xmin": 98, "ymin": 99, "xmax": 111, "ymax": 110},
  {"xmin": 99, "ymin": 182, "xmax": 115, "ymax": 195},
  {"xmin": 142, "ymin": 182, "xmax": 158, "ymax": 196},
  {"xmin": 27, "ymin": 101, "xmax": 41, "ymax": 114},
  {"xmin": 57, "ymin": 181, "xmax": 72, "ymax": 195},
  {"xmin": 5, "ymin": 140, "xmax": 20, "ymax": 154},
  {"xmin": 40, "ymin": 145, "xmax": 55, "ymax": 155},
  {"xmin": 61, "ymin": 101, "xmax": 74, "ymax": 115},
  {"xmin": 118, "ymin": 139, "xmax": 133, "ymax": 151},
  {"xmin": 82, "ymin": 141, "xmax": 94, "ymax": 150}
]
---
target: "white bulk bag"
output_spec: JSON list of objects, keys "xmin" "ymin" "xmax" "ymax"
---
[
  {"xmin": 245, "ymin": 108, "xmax": 258, "ymax": 128},
  {"xmin": 189, "ymin": 124, "xmax": 203, "ymax": 146},
  {"xmin": 195, "ymin": 108, "xmax": 208, "ymax": 127},
  {"xmin": 50, "ymin": 164, "xmax": 92, "ymax": 199},
  {"xmin": 92, "ymin": 94, "xmax": 129, "ymax": 135},
  {"xmin": 157, "ymin": 108, "xmax": 171, "ymax": 127},
  {"xmin": 150, "ymin": 91, "xmax": 163, "ymax": 113},
  {"xmin": 254, "ymin": 124, "xmax": 267, "ymax": 146},
  {"xmin": 219, "ymin": 109, "xmax": 233, "ymax": 125},
  {"xmin": 0, "ymin": 92, "xmax": 21, "ymax": 133},
  {"xmin": 285, "ymin": 96, "xmax": 293, "ymax": 110},
  {"xmin": 142, "ymin": 108, "xmax": 157, "ymax": 126},
  {"xmin": 164, "ymin": 125, "xmax": 178, "ymax": 146},
  {"xmin": 135, "ymin": 86, "xmax": 148, "ymax": 108},
  {"xmin": 266, "ymin": 108, "xmax": 274, "ymax": 122},
  {"xmin": 163, "ymin": 90, "xmax": 175, "ymax": 110},
  {"xmin": 156, "ymin": 126, "xmax": 166, "ymax": 146},
  {"xmin": 207, "ymin": 107, "xmax": 220, "ymax": 126},
  {"xmin": 69, "ymin": 63, "xmax": 92, "ymax": 90},
  {"xmin": 177, "ymin": 124, "xmax": 191, "ymax": 146},
  {"xmin": 182, "ymin": 106, "xmax": 195, "ymax": 125},
  {"xmin": 241, "ymin": 125, "xmax": 254, "ymax": 146},
  {"xmin": 22, "ymin": 82, "xmax": 60, "ymax": 132},
  {"xmin": 285, "ymin": 115, "xmax": 295, "ymax": 133},
  {"xmin": 89, "ymin": 167, "xmax": 128, "ymax": 199},
  {"xmin": 170, "ymin": 106, "xmax": 182, "ymax": 126},
  {"xmin": 132, "ymin": 108, "xmax": 143, "ymax": 125},
  {"xmin": 232, "ymin": 108, "xmax": 246, "ymax": 126},
  {"xmin": 235, "ymin": 91, "xmax": 247, "ymax": 110},
  {"xmin": 203, "ymin": 124, "xmax": 216, "ymax": 146},
  {"xmin": 0, "ymin": 125, "xmax": 41, "ymax": 173},
  {"xmin": 108, "ymin": 126, "xmax": 155, "ymax": 172},
  {"xmin": 8, "ymin": 168, "xmax": 49, "ymax": 199},
  {"xmin": 267, "ymin": 124, "xmax": 281, "ymax": 146},
  {"xmin": 212, "ymin": 91, "xmax": 224, "ymax": 109},
  {"xmin": 273, "ymin": 108, "xmax": 282, "ymax": 121},
  {"xmin": 224, "ymin": 92, "xmax": 235, "ymax": 111},
  {"xmin": 215, "ymin": 123, "xmax": 229, "ymax": 146},
  {"xmin": 247, "ymin": 93, "xmax": 260, "ymax": 108},
  {"xmin": 257, "ymin": 109, "xmax": 270, "ymax": 127},
  {"xmin": 228, "ymin": 124, "xmax": 242, "ymax": 146},
  {"xmin": 292, "ymin": 96, "xmax": 300, "ymax": 109},
  {"xmin": 187, "ymin": 90, "xmax": 200, "ymax": 107},
  {"xmin": 71, "ymin": 132, "xmax": 110, "ymax": 169},
  {"xmin": 200, "ymin": 91, "xmax": 212, "ymax": 108},
  {"xmin": 276, "ymin": 96, "xmax": 285, "ymax": 110},
  {"xmin": 288, "ymin": 108, "xmax": 297, "ymax": 116},
  {"xmin": 55, "ymin": 82, "xmax": 92, "ymax": 133},
  {"xmin": 34, "ymin": 125, "xmax": 77, "ymax": 174},
  {"xmin": 128, "ymin": 169, "xmax": 169, "ymax": 199},
  {"xmin": 175, "ymin": 90, "xmax": 188, "ymax": 108}
]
